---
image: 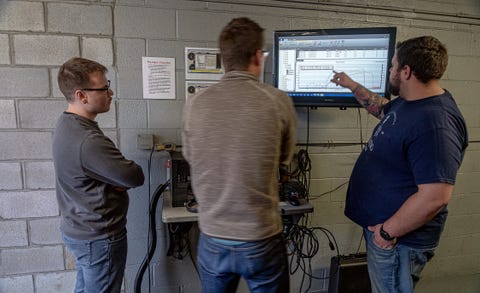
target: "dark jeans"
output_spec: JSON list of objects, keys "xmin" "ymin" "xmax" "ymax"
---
[
  {"xmin": 197, "ymin": 232, "xmax": 290, "ymax": 293},
  {"xmin": 62, "ymin": 229, "xmax": 127, "ymax": 293}
]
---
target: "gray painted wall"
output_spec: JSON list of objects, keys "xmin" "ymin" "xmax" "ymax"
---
[{"xmin": 0, "ymin": 0, "xmax": 479, "ymax": 292}]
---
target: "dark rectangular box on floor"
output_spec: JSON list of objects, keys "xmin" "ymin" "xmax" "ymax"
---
[{"xmin": 328, "ymin": 253, "xmax": 371, "ymax": 293}]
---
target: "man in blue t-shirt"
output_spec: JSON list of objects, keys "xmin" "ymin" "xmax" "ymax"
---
[{"xmin": 331, "ymin": 36, "xmax": 468, "ymax": 292}]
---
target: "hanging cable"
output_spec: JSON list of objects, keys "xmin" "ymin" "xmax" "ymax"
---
[{"xmin": 134, "ymin": 179, "xmax": 170, "ymax": 293}]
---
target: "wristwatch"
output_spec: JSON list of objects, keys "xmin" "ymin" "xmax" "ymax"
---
[{"xmin": 380, "ymin": 225, "xmax": 395, "ymax": 241}]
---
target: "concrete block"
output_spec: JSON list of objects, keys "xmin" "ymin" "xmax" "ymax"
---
[
  {"xmin": 47, "ymin": 3, "xmax": 112, "ymax": 35},
  {"xmin": 413, "ymin": 0, "xmax": 476, "ymax": 17},
  {"xmin": 114, "ymin": 6, "xmax": 176, "ymax": 39},
  {"xmin": 0, "ymin": 162, "xmax": 22, "ymax": 190},
  {"xmin": 444, "ymin": 56, "xmax": 480, "ymax": 82},
  {"xmin": 395, "ymin": 26, "xmax": 432, "ymax": 45},
  {"xmin": 117, "ymin": 129, "xmax": 156, "ymax": 155},
  {"xmin": 458, "ymin": 104, "xmax": 480, "ymax": 130},
  {"xmin": 0, "ymin": 34, "xmax": 10, "ymax": 64},
  {"xmin": 0, "ymin": 1, "xmax": 44, "ymax": 32},
  {"xmin": 146, "ymin": 0, "xmax": 207, "ymax": 9},
  {"xmin": 147, "ymin": 39, "xmax": 180, "ymax": 66},
  {"xmin": 0, "ymin": 220, "xmax": 28, "ymax": 247},
  {"xmin": 0, "ymin": 99, "xmax": 16, "ymax": 128},
  {"xmin": 432, "ymin": 29, "xmax": 473, "ymax": 56},
  {"xmin": 473, "ymin": 32, "xmax": 480, "ymax": 57},
  {"xmin": 0, "ymin": 67, "xmax": 49, "ymax": 98},
  {"xmin": 116, "ymin": 38, "xmax": 145, "ymax": 99},
  {"xmin": 310, "ymin": 178, "xmax": 349, "ymax": 202},
  {"xmin": 454, "ymin": 172, "xmax": 480, "ymax": 196},
  {"xmin": 0, "ymin": 275, "xmax": 34, "ymax": 293},
  {"xmin": 24, "ymin": 161, "xmax": 55, "ymax": 189},
  {"xmin": 416, "ymin": 274, "xmax": 480, "ymax": 293},
  {"xmin": 460, "ymin": 233, "xmax": 480, "ymax": 255},
  {"xmin": 148, "ymin": 100, "xmax": 184, "ymax": 129},
  {"xmin": 310, "ymin": 201, "xmax": 350, "ymax": 225},
  {"xmin": 0, "ymin": 190, "xmax": 58, "ymax": 219},
  {"xmin": 117, "ymin": 0, "xmax": 144, "ymax": 5},
  {"xmin": 444, "ymin": 82, "xmax": 478, "ymax": 108},
  {"xmin": 29, "ymin": 217, "xmax": 62, "ymax": 245},
  {"xmin": 82, "ymin": 37, "xmax": 114, "ymax": 66},
  {"xmin": 145, "ymin": 0, "xmax": 206, "ymax": 10},
  {"xmin": 177, "ymin": 10, "xmax": 234, "ymax": 41},
  {"xmin": 176, "ymin": 71, "xmax": 186, "ymax": 101},
  {"xmin": 445, "ymin": 214, "xmax": 480, "ymax": 237},
  {"xmin": 296, "ymin": 107, "xmax": 360, "ymax": 129},
  {"xmin": 18, "ymin": 100, "xmax": 66, "ymax": 129},
  {"xmin": 0, "ymin": 132, "xmax": 52, "ymax": 160},
  {"xmin": 116, "ymin": 38, "xmax": 145, "ymax": 70},
  {"xmin": 119, "ymin": 100, "xmax": 147, "ymax": 128},
  {"xmin": 14, "ymin": 35, "xmax": 79, "ymax": 66},
  {"xmin": 117, "ymin": 64, "xmax": 143, "ymax": 100},
  {"xmin": 0, "ymin": 246, "xmax": 64, "ymax": 275},
  {"xmin": 309, "ymin": 153, "xmax": 357, "ymax": 178},
  {"xmin": 35, "ymin": 271, "xmax": 76, "ymax": 293}
]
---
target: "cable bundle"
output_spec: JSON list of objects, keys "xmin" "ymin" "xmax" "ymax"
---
[{"xmin": 284, "ymin": 223, "xmax": 340, "ymax": 293}]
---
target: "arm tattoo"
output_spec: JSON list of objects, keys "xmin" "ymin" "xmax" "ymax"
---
[{"xmin": 353, "ymin": 85, "xmax": 388, "ymax": 119}]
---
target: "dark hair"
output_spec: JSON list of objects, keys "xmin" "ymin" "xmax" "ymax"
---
[
  {"xmin": 57, "ymin": 57, "xmax": 107, "ymax": 102},
  {"xmin": 218, "ymin": 17, "xmax": 265, "ymax": 72},
  {"xmin": 395, "ymin": 36, "xmax": 448, "ymax": 83}
]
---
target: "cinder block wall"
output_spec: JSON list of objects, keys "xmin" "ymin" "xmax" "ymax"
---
[{"xmin": 0, "ymin": 1, "xmax": 478, "ymax": 292}]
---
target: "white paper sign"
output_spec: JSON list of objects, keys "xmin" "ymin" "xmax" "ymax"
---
[{"xmin": 142, "ymin": 57, "xmax": 176, "ymax": 99}]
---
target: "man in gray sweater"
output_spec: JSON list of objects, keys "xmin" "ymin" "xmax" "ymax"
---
[
  {"xmin": 53, "ymin": 57, "xmax": 144, "ymax": 293},
  {"xmin": 182, "ymin": 18, "xmax": 296, "ymax": 292}
]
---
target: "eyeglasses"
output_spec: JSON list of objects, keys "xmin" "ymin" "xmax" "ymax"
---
[{"xmin": 81, "ymin": 80, "xmax": 111, "ymax": 92}]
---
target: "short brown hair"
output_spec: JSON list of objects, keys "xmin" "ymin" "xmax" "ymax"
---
[
  {"xmin": 395, "ymin": 36, "xmax": 448, "ymax": 83},
  {"xmin": 218, "ymin": 17, "xmax": 265, "ymax": 72},
  {"xmin": 57, "ymin": 57, "xmax": 107, "ymax": 102}
]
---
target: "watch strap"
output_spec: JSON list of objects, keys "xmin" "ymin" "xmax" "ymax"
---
[{"xmin": 380, "ymin": 224, "xmax": 395, "ymax": 241}]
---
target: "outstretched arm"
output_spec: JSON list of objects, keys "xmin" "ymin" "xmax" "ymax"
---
[{"xmin": 331, "ymin": 71, "xmax": 389, "ymax": 119}]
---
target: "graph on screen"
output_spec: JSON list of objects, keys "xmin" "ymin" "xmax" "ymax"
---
[{"xmin": 296, "ymin": 62, "xmax": 386, "ymax": 92}]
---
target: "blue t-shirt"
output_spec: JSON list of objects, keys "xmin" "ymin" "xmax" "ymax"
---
[{"xmin": 345, "ymin": 90, "xmax": 468, "ymax": 248}]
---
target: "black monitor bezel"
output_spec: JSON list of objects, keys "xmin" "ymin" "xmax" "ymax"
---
[{"xmin": 273, "ymin": 27, "xmax": 397, "ymax": 108}]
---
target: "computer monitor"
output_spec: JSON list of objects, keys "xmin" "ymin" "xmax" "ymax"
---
[{"xmin": 273, "ymin": 27, "xmax": 397, "ymax": 108}]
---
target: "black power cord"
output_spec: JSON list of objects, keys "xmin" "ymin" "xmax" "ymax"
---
[
  {"xmin": 284, "ymin": 223, "xmax": 340, "ymax": 293},
  {"xmin": 134, "ymin": 179, "xmax": 170, "ymax": 293}
]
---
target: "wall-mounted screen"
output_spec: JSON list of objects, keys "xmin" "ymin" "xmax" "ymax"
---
[{"xmin": 273, "ymin": 27, "xmax": 397, "ymax": 108}]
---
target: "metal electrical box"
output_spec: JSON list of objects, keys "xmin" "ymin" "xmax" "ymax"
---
[{"xmin": 166, "ymin": 151, "xmax": 192, "ymax": 208}]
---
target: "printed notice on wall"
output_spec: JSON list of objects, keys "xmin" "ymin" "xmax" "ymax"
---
[
  {"xmin": 142, "ymin": 57, "xmax": 176, "ymax": 99},
  {"xmin": 185, "ymin": 47, "xmax": 224, "ymax": 80}
]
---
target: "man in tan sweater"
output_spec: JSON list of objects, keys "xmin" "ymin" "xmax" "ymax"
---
[{"xmin": 182, "ymin": 17, "xmax": 296, "ymax": 293}]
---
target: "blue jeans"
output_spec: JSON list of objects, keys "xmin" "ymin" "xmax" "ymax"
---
[
  {"xmin": 364, "ymin": 229, "xmax": 435, "ymax": 293},
  {"xmin": 62, "ymin": 229, "xmax": 128, "ymax": 293},
  {"xmin": 197, "ymin": 232, "xmax": 290, "ymax": 293}
]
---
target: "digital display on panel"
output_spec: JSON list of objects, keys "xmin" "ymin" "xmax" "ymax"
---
[{"xmin": 273, "ymin": 27, "xmax": 397, "ymax": 108}]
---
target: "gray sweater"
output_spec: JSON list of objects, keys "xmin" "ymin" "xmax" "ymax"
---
[
  {"xmin": 53, "ymin": 112, "xmax": 144, "ymax": 240},
  {"xmin": 182, "ymin": 71, "xmax": 297, "ymax": 241}
]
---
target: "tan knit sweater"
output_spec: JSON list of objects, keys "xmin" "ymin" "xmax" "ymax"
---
[{"xmin": 182, "ymin": 71, "xmax": 296, "ymax": 241}]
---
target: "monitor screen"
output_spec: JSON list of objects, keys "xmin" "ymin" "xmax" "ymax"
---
[{"xmin": 273, "ymin": 27, "xmax": 397, "ymax": 108}]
